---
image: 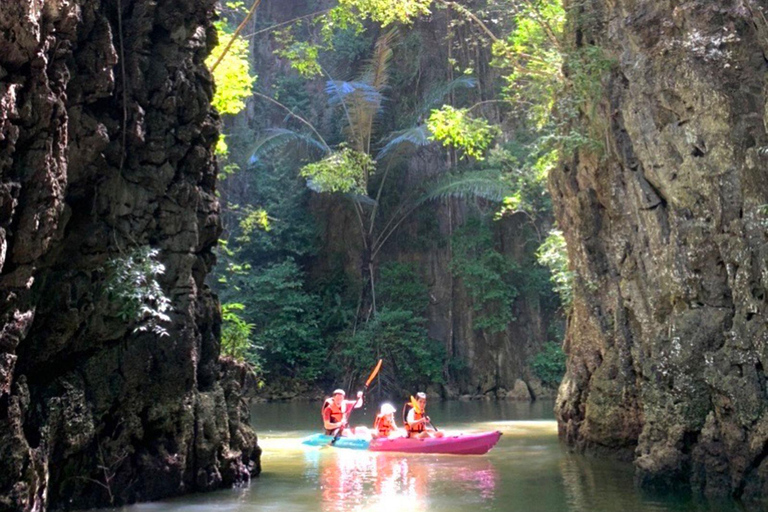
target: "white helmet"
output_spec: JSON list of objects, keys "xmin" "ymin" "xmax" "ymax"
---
[{"xmin": 380, "ymin": 403, "xmax": 396, "ymax": 415}]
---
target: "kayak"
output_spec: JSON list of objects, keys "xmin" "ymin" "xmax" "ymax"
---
[
  {"xmin": 301, "ymin": 431, "xmax": 502, "ymax": 455},
  {"xmin": 300, "ymin": 433, "xmax": 370, "ymax": 450},
  {"xmin": 369, "ymin": 431, "xmax": 502, "ymax": 455}
]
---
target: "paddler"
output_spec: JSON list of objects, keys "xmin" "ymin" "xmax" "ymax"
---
[
  {"xmin": 322, "ymin": 388, "xmax": 363, "ymax": 436},
  {"xmin": 404, "ymin": 392, "xmax": 444, "ymax": 438},
  {"xmin": 372, "ymin": 403, "xmax": 399, "ymax": 438}
]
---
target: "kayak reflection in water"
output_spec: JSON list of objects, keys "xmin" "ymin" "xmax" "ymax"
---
[
  {"xmin": 404, "ymin": 392, "xmax": 444, "ymax": 439},
  {"xmin": 314, "ymin": 449, "xmax": 498, "ymax": 512},
  {"xmin": 372, "ymin": 403, "xmax": 401, "ymax": 439},
  {"xmin": 322, "ymin": 388, "xmax": 364, "ymax": 436}
]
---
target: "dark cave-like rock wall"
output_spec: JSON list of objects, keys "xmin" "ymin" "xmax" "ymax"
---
[
  {"xmin": 553, "ymin": 0, "xmax": 768, "ymax": 501},
  {"xmin": 0, "ymin": 0, "xmax": 259, "ymax": 510}
]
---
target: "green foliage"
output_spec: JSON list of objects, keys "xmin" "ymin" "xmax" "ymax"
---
[
  {"xmin": 239, "ymin": 259, "xmax": 326, "ymax": 381},
  {"xmin": 207, "ymin": 21, "xmax": 256, "ymax": 116},
  {"xmin": 536, "ymin": 229, "xmax": 572, "ymax": 309},
  {"xmin": 272, "ymin": 75, "xmax": 313, "ymax": 112},
  {"xmin": 481, "ymin": 141, "xmax": 552, "ymax": 220},
  {"xmin": 492, "ymin": 0, "xmax": 615, "ymax": 155},
  {"xmin": 531, "ymin": 341, "xmax": 566, "ymax": 386},
  {"xmin": 561, "ymin": 46, "xmax": 616, "ymax": 149},
  {"xmin": 300, "ymin": 145, "xmax": 375, "ymax": 194},
  {"xmin": 327, "ymin": 0, "xmax": 432, "ymax": 30},
  {"xmin": 492, "ymin": 0, "xmax": 564, "ymax": 129},
  {"xmin": 237, "ymin": 208, "xmax": 270, "ymax": 238},
  {"xmin": 450, "ymin": 219, "xmax": 518, "ymax": 333},
  {"xmin": 274, "ymin": 25, "xmax": 323, "ymax": 78},
  {"xmin": 221, "ymin": 303, "xmax": 261, "ymax": 370},
  {"xmin": 427, "ymin": 105, "xmax": 499, "ymax": 159},
  {"xmin": 334, "ymin": 263, "xmax": 445, "ymax": 393},
  {"xmin": 104, "ymin": 246, "xmax": 172, "ymax": 337}
]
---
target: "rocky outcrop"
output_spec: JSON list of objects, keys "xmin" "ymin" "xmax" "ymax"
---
[
  {"xmin": 0, "ymin": 0, "xmax": 259, "ymax": 510},
  {"xmin": 553, "ymin": 0, "xmax": 768, "ymax": 501}
]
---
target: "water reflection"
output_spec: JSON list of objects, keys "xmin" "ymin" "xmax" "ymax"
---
[
  {"xmin": 113, "ymin": 401, "xmax": 742, "ymax": 512},
  {"xmin": 304, "ymin": 446, "xmax": 498, "ymax": 512}
]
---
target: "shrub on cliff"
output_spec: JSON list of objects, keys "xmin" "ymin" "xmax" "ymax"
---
[{"xmin": 531, "ymin": 341, "xmax": 566, "ymax": 387}]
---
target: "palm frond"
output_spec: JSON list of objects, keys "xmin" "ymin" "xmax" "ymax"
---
[
  {"xmin": 362, "ymin": 28, "xmax": 397, "ymax": 92},
  {"xmin": 326, "ymin": 81, "xmax": 382, "ymax": 108},
  {"xmin": 248, "ymin": 128, "xmax": 328, "ymax": 165},
  {"xmin": 416, "ymin": 169, "xmax": 512, "ymax": 205},
  {"xmin": 345, "ymin": 192, "xmax": 377, "ymax": 207},
  {"xmin": 325, "ymin": 30, "xmax": 396, "ymax": 152},
  {"xmin": 376, "ymin": 125, "xmax": 431, "ymax": 160}
]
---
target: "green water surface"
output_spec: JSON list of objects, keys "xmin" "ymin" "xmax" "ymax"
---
[{"xmin": 119, "ymin": 400, "xmax": 737, "ymax": 512}]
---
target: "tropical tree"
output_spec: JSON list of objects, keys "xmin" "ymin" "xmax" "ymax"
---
[{"xmin": 251, "ymin": 29, "xmax": 508, "ymax": 325}]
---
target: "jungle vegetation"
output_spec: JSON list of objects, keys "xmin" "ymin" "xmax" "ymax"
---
[{"xmin": 204, "ymin": 0, "xmax": 608, "ymax": 396}]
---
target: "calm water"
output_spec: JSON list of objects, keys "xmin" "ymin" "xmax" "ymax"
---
[{"xmin": 120, "ymin": 401, "xmax": 738, "ymax": 512}]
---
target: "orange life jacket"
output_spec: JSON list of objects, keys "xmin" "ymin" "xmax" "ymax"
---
[
  {"xmin": 374, "ymin": 414, "xmax": 395, "ymax": 437},
  {"xmin": 322, "ymin": 398, "xmax": 346, "ymax": 435},
  {"xmin": 403, "ymin": 404, "xmax": 425, "ymax": 437}
]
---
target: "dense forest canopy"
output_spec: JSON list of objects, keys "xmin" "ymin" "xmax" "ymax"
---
[{"xmin": 205, "ymin": 0, "xmax": 605, "ymax": 397}]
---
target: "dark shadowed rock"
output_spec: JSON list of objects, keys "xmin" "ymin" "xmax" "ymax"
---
[{"xmin": 0, "ymin": 0, "xmax": 259, "ymax": 510}]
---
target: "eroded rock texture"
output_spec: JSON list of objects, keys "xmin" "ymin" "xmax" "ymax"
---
[
  {"xmin": 0, "ymin": 0, "xmax": 260, "ymax": 510},
  {"xmin": 553, "ymin": 0, "xmax": 768, "ymax": 501}
]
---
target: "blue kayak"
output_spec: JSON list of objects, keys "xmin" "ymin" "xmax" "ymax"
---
[{"xmin": 300, "ymin": 433, "xmax": 370, "ymax": 450}]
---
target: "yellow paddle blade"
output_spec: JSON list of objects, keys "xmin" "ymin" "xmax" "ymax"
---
[{"xmin": 409, "ymin": 395, "xmax": 421, "ymax": 414}]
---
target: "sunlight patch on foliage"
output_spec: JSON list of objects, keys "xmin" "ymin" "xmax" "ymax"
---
[
  {"xmin": 238, "ymin": 208, "xmax": 271, "ymax": 240},
  {"xmin": 221, "ymin": 303, "xmax": 261, "ymax": 368},
  {"xmin": 536, "ymin": 229, "xmax": 572, "ymax": 308},
  {"xmin": 427, "ymin": 105, "xmax": 499, "ymax": 159},
  {"xmin": 207, "ymin": 21, "xmax": 256, "ymax": 116},
  {"xmin": 331, "ymin": 0, "xmax": 432, "ymax": 28},
  {"xmin": 274, "ymin": 25, "xmax": 323, "ymax": 78},
  {"xmin": 300, "ymin": 146, "xmax": 375, "ymax": 194},
  {"xmin": 104, "ymin": 247, "xmax": 172, "ymax": 337}
]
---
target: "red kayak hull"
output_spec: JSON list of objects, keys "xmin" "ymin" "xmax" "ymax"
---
[{"xmin": 368, "ymin": 431, "xmax": 502, "ymax": 455}]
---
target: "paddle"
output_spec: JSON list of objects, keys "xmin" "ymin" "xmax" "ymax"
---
[{"xmin": 331, "ymin": 358, "xmax": 383, "ymax": 445}]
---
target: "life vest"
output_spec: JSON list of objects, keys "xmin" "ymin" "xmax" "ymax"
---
[
  {"xmin": 403, "ymin": 403, "xmax": 425, "ymax": 437},
  {"xmin": 322, "ymin": 398, "xmax": 346, "ymax": 435},
  {"xmin": 374, "ymin": 414, "xmax": 395, "ymax": 437}
]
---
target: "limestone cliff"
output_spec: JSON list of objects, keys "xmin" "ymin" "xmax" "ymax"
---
[
  {"xmin": 553, "ymin": 0, "xmax": 768, "ymax": 501},
  {"xmin": 0, "ymin": 0, "xmax": 260, "ymax": 510}
]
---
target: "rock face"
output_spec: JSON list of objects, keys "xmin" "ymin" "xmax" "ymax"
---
[
  {"xmin": 553, "ymin": 0, "xmax": 768, "ymax": 501},
  {"xmin": 0, "ymin": 0, "xmax": 259, "ymax": 510}
]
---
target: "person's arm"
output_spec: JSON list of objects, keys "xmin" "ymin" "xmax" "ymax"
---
[
  {"xmin": 323, "ymin": 407, "xmax": 342, "ymax": 432},
  {"xmin": 343, "ymin": 394, "xmax": 363, "ymax": 413}
]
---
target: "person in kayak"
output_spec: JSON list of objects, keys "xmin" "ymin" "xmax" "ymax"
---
[
  {"xmin": 404, "ymin": 392, "xmax": 444, "ymax": 438},
  {"xmin": 322, "ymin": 388, "xmax": 363, "ymax": 436},
  {"xmin": 372, "ymin": 403, "xmax": 399, "ymax": 438}
]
